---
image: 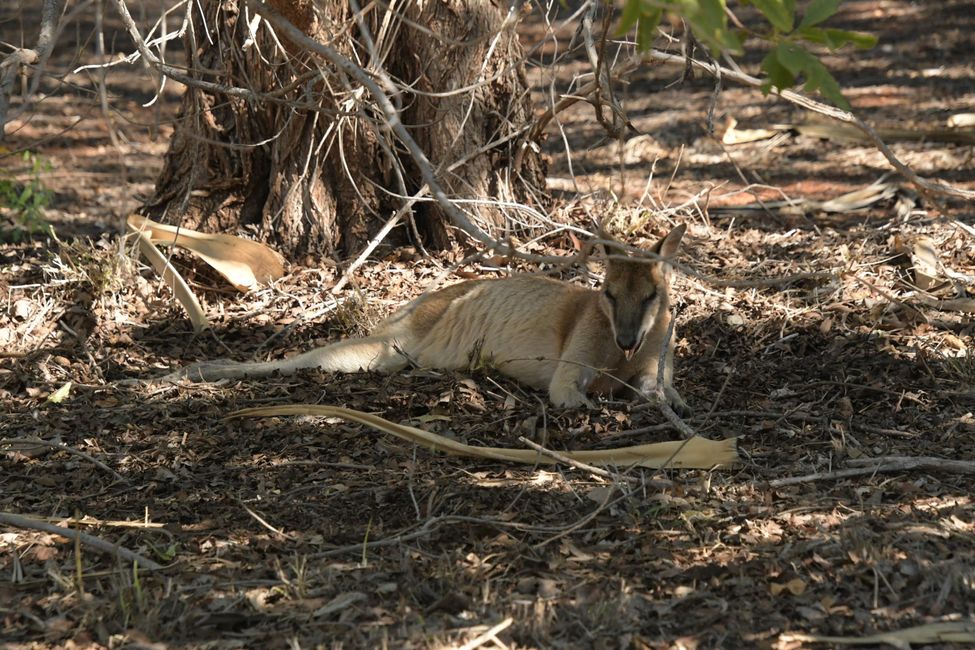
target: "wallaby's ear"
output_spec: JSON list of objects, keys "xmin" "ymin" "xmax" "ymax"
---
[
  {"xmin": 595, "ymin": 222, "xmax": 621, "ymax": 259},
  {"xmin": 652, "ymin": 223, "xmax": 686, "ymax": 259}
]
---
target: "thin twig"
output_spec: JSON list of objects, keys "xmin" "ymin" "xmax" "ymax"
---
[
  {"xmin": 769, "ymin": 455, "xmax": 975, "ymax": 488},
  {"xmin": 0, "ymin": 512, "xmax": 163, "ymax": 570},
  {"xmin": 703, "ymin": 363, "xmax": 735, "ymax": 425},
  {"xmin": 240, "ymin": 501, "xmax": 294, "ymax": 540},
  {"xmin": 1, "ymin": 437, "xmax": 125, "ymax": 482},
  {"xmin": 605, "ymin": 407, "xmax": 921, "ymax": 441},
  {"xmin": 330, "ymin": 188, "xmax": 428, "ymax": 294},
  {"xmin": 108, "ymin": 0, "xmax": 259, "ymax": 100},
  {"xmin": 534, "ymin": 480, "xmax": 620, "ymax": 549},
  {"xmin": 519, "ymin": 435, "xmax": 638, "ymax": 485},
  {"xmin": 457, "ymin": 618, "xmax": 514, "ymax": 650}
]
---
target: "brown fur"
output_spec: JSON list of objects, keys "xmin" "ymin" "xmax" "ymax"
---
[{"xmin": 162, "ymin": 226, "xmax": 689, "ymax": 412}]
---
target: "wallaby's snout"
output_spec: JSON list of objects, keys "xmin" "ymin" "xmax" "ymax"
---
[
  {"xmin": 602, "ymin": 293, "xmax": 649, "ymax": 360},
  {"xmin": 615, "ymin": 333, "xmax": 637, "ymax": 351},
  {"xmin": 616, "ymin": 334, "xmax": 639, "ymax": 360},
  {"xmin": 613, "ymin": 313, "xmax": 645, "ymax": 359}
]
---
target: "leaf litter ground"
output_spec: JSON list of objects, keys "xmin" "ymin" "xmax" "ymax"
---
[{"xmin": 2, "ymin": 1, "xmax": 975, "ymax": 648}]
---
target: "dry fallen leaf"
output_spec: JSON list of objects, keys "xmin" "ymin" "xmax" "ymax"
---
[
  {"xmin": 127, "ymin": 214, "xmax": 286, "ymax": 291},
  {"xmin": 770, "ymin": 578, "xmax": 806, "ymax": 597},
  {"xmin": 130, "ymin": 226, "xmax": 209, "ymax": 332},
  {"xmin": 721, "ymin": 117, "xmax": 779, "ymax": 145},
  {"xmin": 910, "ymin": 237, "xmax": 941, "ymax": 290},
  {"xmin": 312, "ymin": 591, "xmax": 368, "ymax": 618},
  {"xmin": 45, "ymin": 381, "xmax": 72, "ymax": 404}
]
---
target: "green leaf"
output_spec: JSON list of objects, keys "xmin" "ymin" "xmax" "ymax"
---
[
  {"xmin": 802, "ymin": 55, "xmax": 851, "ymax": 110},
  {"xmin": 750, "ymin": 0, "xmax": 795, "ymax": 32},
  {"xmin": 636, "ymin": 9, "xmax": 664, "ymax": 50},
  {"xmin": 770, "ymin": 43, "xmax": 851, "ymax": 109},
  {"xmin": 799, "ymin": 0, "xmax": 841, "ymax": 28},
  {"xmin": 760, "ymin": 50, "xmax": 795, "ymax": 94},
  {"xmin": 726, "ymin": 28, "xmax": 747, "ymax": 52},
  {"xmin": 799, "ymin": 26, "xmax": 877, "ymax": 49},
  {"xmin": 797, "ymin": 26, "xmax": 828, "ymax": 45},
  {"xmin": 616, "ymin": 0, "xmax": 644, "ymax": 38},
  {"xmin": 686, "ymin": 0, "xmax": 743, "ymax": 54},
  {"xmin": 825, "ymin": 28, "xmax": 877, "ymax": 49},
  {"xmin": 774, "ymin": 42, "xmax": 809, "ymax": 75}
]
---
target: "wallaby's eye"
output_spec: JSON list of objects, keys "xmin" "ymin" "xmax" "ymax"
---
[{"xmin": 641, "ymin": 292, "xmax": 657, "ymax": 308}]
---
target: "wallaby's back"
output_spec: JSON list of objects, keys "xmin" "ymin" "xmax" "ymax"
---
[{"xmin": 389, "ymin": 275, "xmax": 600, "ymax": 389}]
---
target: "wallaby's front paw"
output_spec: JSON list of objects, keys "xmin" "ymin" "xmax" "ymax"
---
[
  {"xmin": 549, "ymin": 385, "xmax": 594, "ymax": 409},
  {"xmin": 664, "ymin": 386, "xmax": 691, "ymax": 418},
  {"xmin": 635, "ymin": 381, "xmax": 692, "ymax": 417}
]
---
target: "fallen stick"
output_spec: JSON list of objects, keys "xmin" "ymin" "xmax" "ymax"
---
[
  {"xmin": 769, "ymin": 455, "xmax": 975, "ymax": 488},
  {"xmin": 0, "ymin": 512, "xmax": 163, "ymax": 570},
  {"xmin": 457, "ymin": 617, "xmax": 515, "ymax": 650}
]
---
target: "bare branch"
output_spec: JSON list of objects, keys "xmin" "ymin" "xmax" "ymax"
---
[
  {"xmin": 107, "ymin": 0, "xmax": 260, "ymax": 100},
  {"xmin": 0, "ymin": 0, "xmax": 63, "ymax": 140}
]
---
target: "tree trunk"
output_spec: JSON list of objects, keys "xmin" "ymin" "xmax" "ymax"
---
[{"xmin": 143, "ymin": 0, "xmax": 546, "ymax": 260}]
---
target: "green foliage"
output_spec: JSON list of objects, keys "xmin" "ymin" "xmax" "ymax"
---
[
  {"xmin": 799, "ymin": 0, "xmax": 841, "ymax": 28},
  {"xmin": 766, "ymin": 42, "xmax": 846, "ymax": 107},
  {"xmin": 0, "ymin": 150, "xmax": 53, "ymax": 241},
  {"xmin": 617, "ymin": 1, "xmax": 743, "ymax": 54},
  {"xmin": 615, "ymin": 0, "xmax": 877, "ymax": 110},
  {"xmin": 749, "ymin": 0, "xmax": 794, "ymax": 32}
]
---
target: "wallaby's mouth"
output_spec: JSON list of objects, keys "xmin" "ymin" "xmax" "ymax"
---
[
  {"xmin": 620, "ymin": 338, "xmax": 645, "ymax": 360},
  {"xmin": 614, "ymin": 329, "xmax": 645, "ymax": 360}
]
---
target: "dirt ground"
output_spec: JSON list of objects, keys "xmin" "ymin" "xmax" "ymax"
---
[{"xmin": 2, "ymin": 1, "xmax": 974, "ymax": 648}]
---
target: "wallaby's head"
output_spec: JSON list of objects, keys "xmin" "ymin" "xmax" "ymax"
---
[{"xmin": 599, "ymin": 224, "xmax": 686, "ymax": 359}]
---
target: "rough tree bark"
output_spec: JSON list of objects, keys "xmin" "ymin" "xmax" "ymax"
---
[{"xmin": 142, "ymin": 0, "xmax": 546, "ymax": 260}]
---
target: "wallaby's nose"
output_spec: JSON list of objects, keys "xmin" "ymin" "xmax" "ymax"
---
[{"xmin": 615, "ymin": 335, "xmax": 637, "ymax": 353}]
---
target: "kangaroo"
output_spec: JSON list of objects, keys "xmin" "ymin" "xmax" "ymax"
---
[{"xmin": 159, "ymin": 225, "xmax": 689, "ymax": 413}]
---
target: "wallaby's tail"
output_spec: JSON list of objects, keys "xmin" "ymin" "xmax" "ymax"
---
[{"xmin": 161, "ymin": 335, "xmax": 408, "ymax": 383}]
